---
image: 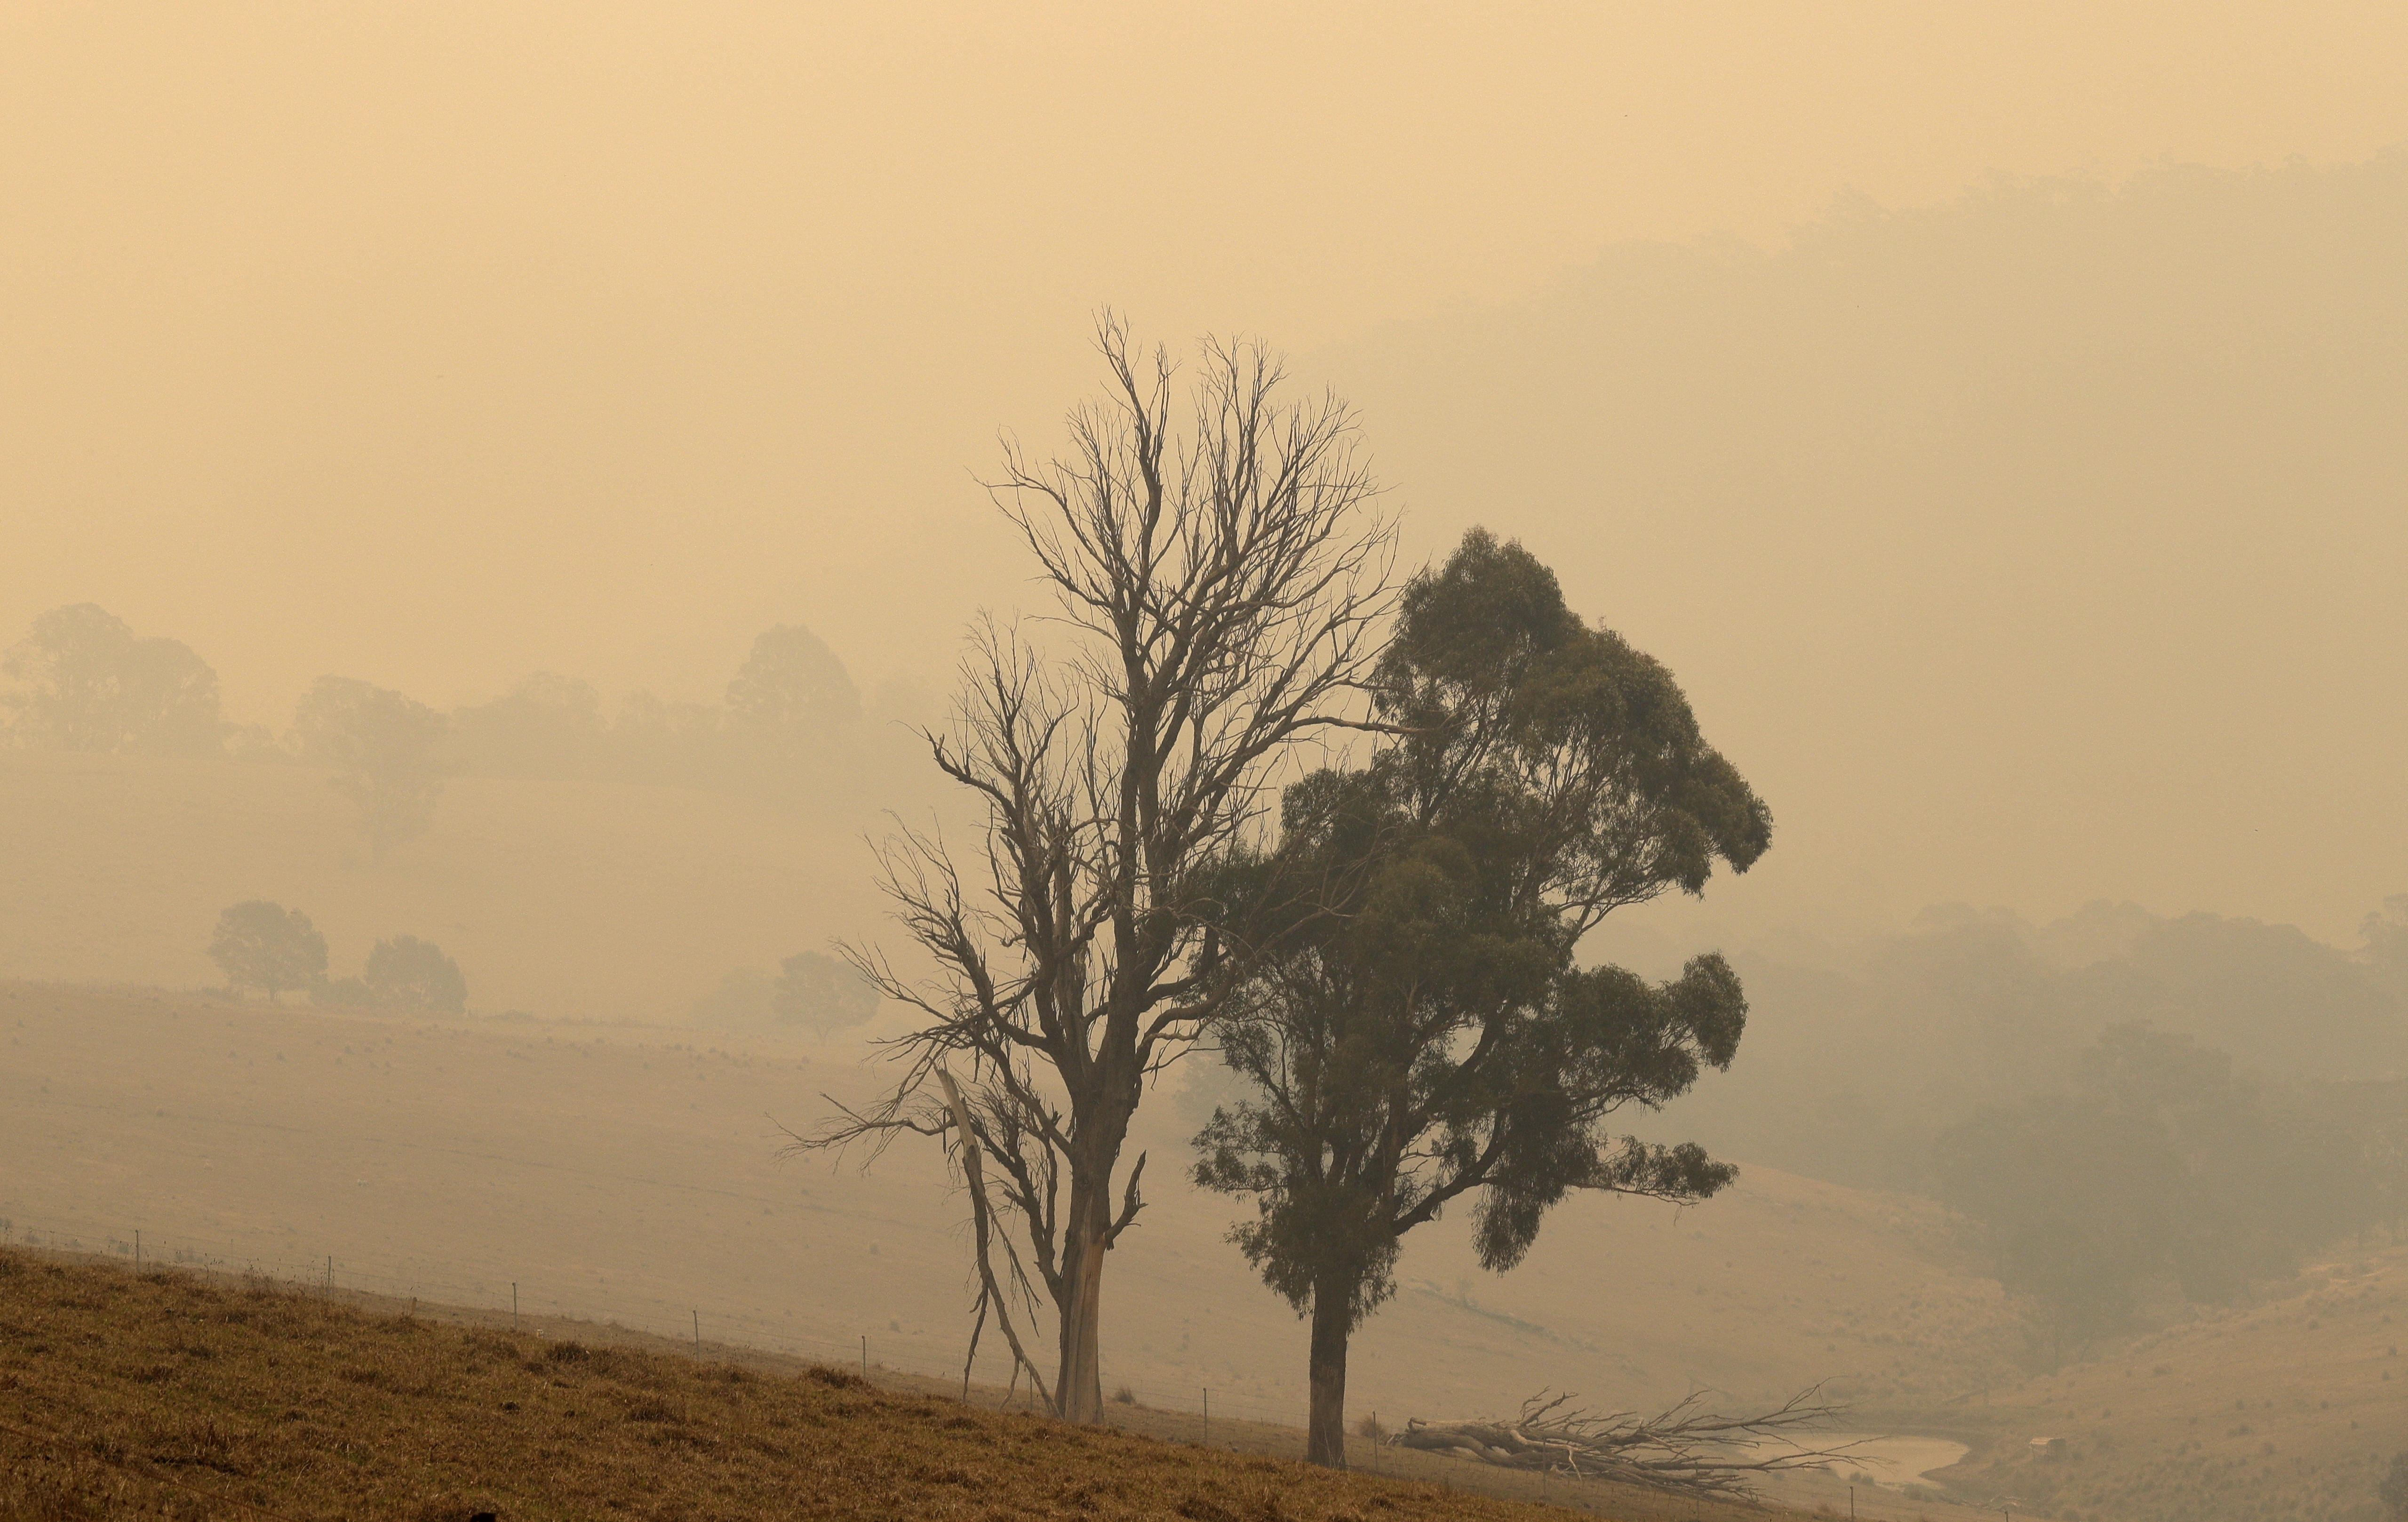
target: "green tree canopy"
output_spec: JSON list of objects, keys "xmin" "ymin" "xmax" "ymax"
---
[{"xmin": 1194, "ymin": 529, "xmax": 1768, "ymax": 1465}]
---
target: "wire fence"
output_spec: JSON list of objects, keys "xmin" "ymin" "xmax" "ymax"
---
[
  {"xmin": 0, "ymin": 1208, "xmax": 1834, "ymax": 1515},
  {"xmin": 0, "ymin": 1209, "xmax": 1317, "ymax": 1442}
]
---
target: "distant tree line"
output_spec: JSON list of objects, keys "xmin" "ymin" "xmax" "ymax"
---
[
  {"xmin": 0, "ymin": 604, "xmax": 223, "ymax": 756},
  {"xmin": 1645, "ymin": 899, "xmax": 2408, "ymax": 1363},
  {"xmin": 1934, "ymin": 1021, "xmax": 2385, "ymax": 1364},
  {"xmin": 207, "ymin": 899, "xmax": 467, "ymax": 1013},
  {"xmin": 3, "ymin": 603, "xmax": 898, "ymax": 857}
]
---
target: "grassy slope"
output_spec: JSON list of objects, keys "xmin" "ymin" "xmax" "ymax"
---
[
  {"xmin": 0, "ymin": 749, "xmax": 883, "ymax": 1023},
  {"xmin": 32, "ymin": 753, "xmax": 2343, "ymax": 1517},
  {"xmin": 0, "ymin": 1245, "xmax": 1597, "ymax": 1522},
  {"xmin": 0, "ymin": 980, "xmax": 2032, "ymax": 1436},
  {"xmin": 1898, "ymin": 1248, "xmax": 2408, "ymax": 1522}
]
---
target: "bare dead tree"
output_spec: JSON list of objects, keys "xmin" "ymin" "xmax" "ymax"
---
[
  {"xmin": 1395, "ymin": 1386, "xmax": 1871, "ymax": 1500},
  {"xmin": 794, "ymin": 316, "xmax": 1395, "ymax": 1423}
]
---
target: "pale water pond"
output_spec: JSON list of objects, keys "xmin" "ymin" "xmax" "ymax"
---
[{"xmin": 1843, "ymin": 1433, "xmax": 1971, "ymax": 1486}]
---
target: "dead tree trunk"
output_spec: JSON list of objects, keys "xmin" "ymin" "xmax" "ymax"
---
[
  {"xmin": 793, "ymin": 316, "xmax": 1394, "ymax": 1426},
  {"xmin": 1055, "ymin": 1170, "xmax": 1112, "ymax": 1422}
]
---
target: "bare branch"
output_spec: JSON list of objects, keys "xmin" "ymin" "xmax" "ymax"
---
[{"xmin": 818, "ymin": 315, "xmax": 1396, "ymax": 1422}]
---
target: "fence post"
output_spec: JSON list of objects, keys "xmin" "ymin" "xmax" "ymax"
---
[
  {"xmin": 1203, "ymin": 1387, "xmax": 1209, "ymax": 1448},
  {"xmin": 512, "ymin": 1282, "xmax": 519, "ymax": 1324},
  {"xmin": 134, "ymin": 1230, "xmax": 140, "ymax": 1269},
  {"xmin": 861, "ymin": 1335, "xmax": 867, "ymax": 1380}
]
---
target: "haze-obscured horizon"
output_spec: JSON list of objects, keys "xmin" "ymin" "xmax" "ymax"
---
[{"xmin": 9, "ymin": 3, "xmax": 2406, "ymax": 953}]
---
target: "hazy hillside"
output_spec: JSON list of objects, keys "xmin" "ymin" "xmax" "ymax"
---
[
  {"xmin": 0, "ymin": 749, "xmax": 888, "ymax": 1023},
  {"xmin": 1640, "ymin": 901, "xmax": 2406, "ymax": 1194},
  {"xmin": 1937, "ymin": 1247, "xmax": 2408, "ymax": 1522},
  {"xmin": 0, "ymin": 982, "xmax": 2031, "ymax": 1433},
  {"xmin": 1315, "ymin": 155, "xmax": 2408, "ymax": 947}
]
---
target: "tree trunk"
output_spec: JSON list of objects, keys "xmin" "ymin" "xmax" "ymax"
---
[
  {"xmin": 1053, "ymin": 1120, "xmax": 1125, "ymax": 1425},
  {"xmin": 1055, "ymin": 1230, "xmax": 1108, "ymax": 1422},
  {"xmin": 1306, "ymin": 1279, "xmax": 1352, "ymax": 1468}
]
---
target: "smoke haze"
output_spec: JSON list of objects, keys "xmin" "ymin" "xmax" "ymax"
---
[{"xmin": 7, "ymin": 10, "xmax": 2408, "ymax": 1516}]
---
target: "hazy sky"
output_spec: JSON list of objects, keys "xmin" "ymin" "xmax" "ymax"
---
[{"xmin": 7, "ymin": 3, "xmax": 2405, "ymax": 941}]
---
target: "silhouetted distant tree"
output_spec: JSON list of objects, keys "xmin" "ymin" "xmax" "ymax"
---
[
  {"xmin": 362, "ymin": 935, "xmax": 467, "ymax": 1013},
  {"xmin": 291, "ymin": 676, "xmax": 447, "ymax": 859},
  {"xmin": 2, "ymin": 603, "xmax": 224, "ymax": 755},
  {"xmin": 726, "ymin": 625, "xmax": 859, "ymax": 783},
  {"xmin": 772, "ymin": 951, "xmax": 877, "ymax": 1037},
  {"xmin": 449, "ymin": 672, "xmax": 609, "ymax": 779},
  {"xmin": 207, "ymin": 900, "xmax": 329, "ymax": 1001},
  {"xmin": 1938, "ymin": 1020, "xmax": 2381, "ymax": 1362},
  {"xmin": 727, "ymin": 625, "xmax": 857, "ymax": 733},
  {"xmin": 1192, "ymin": 530, "xmax": 1770, "ymax": 1465}
]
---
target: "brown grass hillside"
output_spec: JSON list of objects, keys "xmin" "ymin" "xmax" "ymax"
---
[
  {"xmin": 0, "ymin": 1245, "xmax": 1611, "ymax": 1522},
  {"xmin": 0, "ymin": 980, "xmax": 2033, "ymax": 1435}
]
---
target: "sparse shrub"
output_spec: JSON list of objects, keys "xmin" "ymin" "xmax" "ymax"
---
[
  {"xmin": 1353, "ymin": 1411, "xmax": 1385, "ymax": 1440},
  {"xmin": 208, "ymin": 901, "xmax": 328, "ymax": 1001},
  {"xmin": 803, "ymin": 1363, "xmax": 866, "ymax": 1389},
  {"xmin": 1112, "ymin": 1384, "xmax": 1137, "ymax": 1405}
]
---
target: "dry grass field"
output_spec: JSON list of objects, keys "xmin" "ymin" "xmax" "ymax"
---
[
  {"xmin": 0, "ymin": 1245, "xmax": 1609, "ymax": 1522},
  {"xmin": 0, "ymin": 979, "xmax": 2035, "ymax": 1436},
  {"xmin": 30, "ymin": 752, "xmax": 2408, "ymax": 1519}
]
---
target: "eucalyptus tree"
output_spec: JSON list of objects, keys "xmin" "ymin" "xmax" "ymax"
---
[
  {"xmin": 802, "ymin": 318, "xmax": 1394, "ymax": 1423},
  {"xmin": 1193, "ymin": 529, "xmax": 1770, "ymax": 1466}
]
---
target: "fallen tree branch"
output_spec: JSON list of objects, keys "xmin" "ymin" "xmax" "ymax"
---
[{"xmin": 1394, "ymin": 1384, "xmax": 1873, "ymax": 1499}]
